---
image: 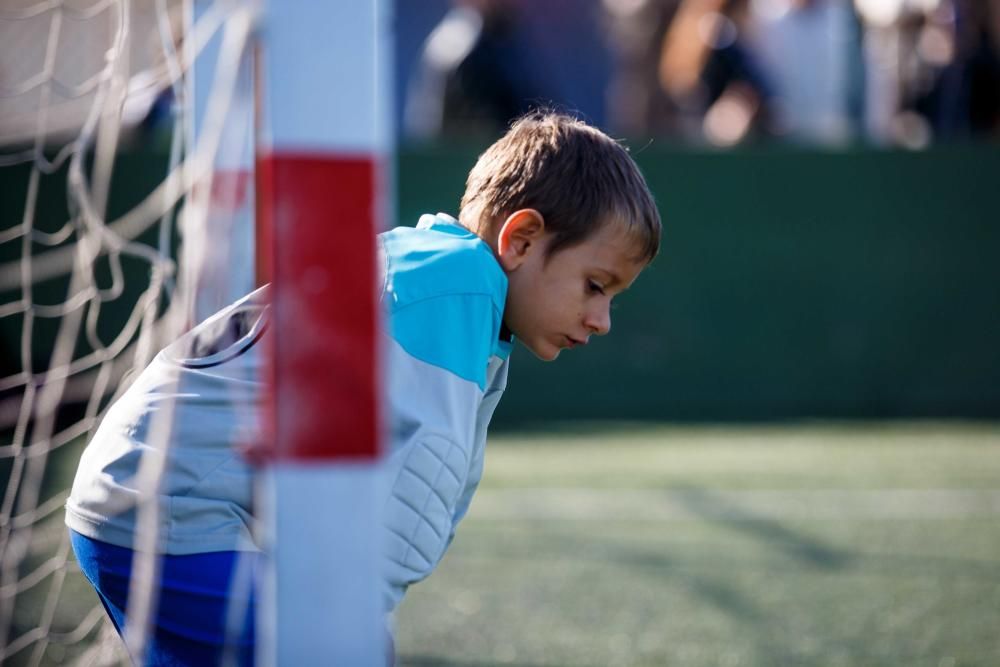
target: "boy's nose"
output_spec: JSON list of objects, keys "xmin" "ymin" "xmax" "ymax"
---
[{"xmin": 585, "ymin": 304, "xmax": 611, "ymax": 336}]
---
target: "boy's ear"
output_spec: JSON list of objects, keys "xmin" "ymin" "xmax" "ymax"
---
[{"xmin": 497, "ymin": 209, "xmax": 545, "ymax": 271}]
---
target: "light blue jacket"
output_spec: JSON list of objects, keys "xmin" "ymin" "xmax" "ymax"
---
[{"xmin": 65, "ymin": 213, "xmax": 511, "ymax": 611}]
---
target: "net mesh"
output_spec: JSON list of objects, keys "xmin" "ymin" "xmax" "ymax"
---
[{"xmin": 0, "ymin": 1, "xmax": 257, "ymax": 664}]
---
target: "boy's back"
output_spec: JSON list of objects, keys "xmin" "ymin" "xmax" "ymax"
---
[{"xmin": 67, "ymin": 212, "xmax": 513, "ymax": 609}]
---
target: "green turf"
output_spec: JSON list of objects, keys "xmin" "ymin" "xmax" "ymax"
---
[
  {"xmin": 5, "ymin": 423, "xmax": 999, "ymax": 665},
  {"xmin": 396, "ymin": 423, "xmax": 1000, "ymax": 667}
]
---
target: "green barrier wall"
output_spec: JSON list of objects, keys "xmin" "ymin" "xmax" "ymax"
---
[
  {"xmin": 399, "ymin": 145, "xmax": 1000, "ymax": 424},
  {"xmin": 3, "ymin": 146, "xmax": 997, "ymax": 424},
  {"xmin": 0, "ymin": 152, "xmax": 173, "ymax": 388}
]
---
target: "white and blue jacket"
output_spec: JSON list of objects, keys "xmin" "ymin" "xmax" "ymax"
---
[
  {"xmin": 378, "ymin": 213, "xmax": 511, "ymax": 608},
  {"xmin": 65, "ymin": 213, "xmax": 511, "ymax": 611}
]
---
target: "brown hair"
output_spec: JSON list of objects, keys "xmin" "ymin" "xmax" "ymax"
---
[{"xmin": 459, "ymin": 111, "xmax": 661, "ymax": 263}]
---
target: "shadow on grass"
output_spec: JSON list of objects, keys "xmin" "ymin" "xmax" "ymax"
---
[
  {"xmin": 450, "ymin": 488, "xmax": 855, "ymax": 667},
  {"xmin": 673, "ymin": 487, "xmax": 853, "ymax": 569},
  {"xmin": 497, "ymin": 525, "xmax": 850, "ymax": 667}
]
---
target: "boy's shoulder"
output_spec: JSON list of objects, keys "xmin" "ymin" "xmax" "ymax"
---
[{"xmin": 379, "ymin": 213, "xmax": 506, "ymax": 313}]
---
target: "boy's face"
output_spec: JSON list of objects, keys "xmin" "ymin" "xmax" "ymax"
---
[{"xmin": 498, "ymin": 211, "xmax": 647, "ymax": 361}]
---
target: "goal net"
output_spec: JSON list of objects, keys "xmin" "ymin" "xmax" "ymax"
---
[{"xmin": 0, "ymin": 0, "xmax": 258, "ymax": 664}]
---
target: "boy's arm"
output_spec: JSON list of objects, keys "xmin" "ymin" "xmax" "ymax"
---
[
  {"xmin": 446, "ymin": 358, "xmax": 507, "ymax": 546},
  {"xmin": 379, "ymin": 293, "xmax": 500, "ymax": 611}
]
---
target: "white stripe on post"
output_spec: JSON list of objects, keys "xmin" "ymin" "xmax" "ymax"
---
[
  {"xmin": 256, "ymin": 1, "xmax": 389, "ymax": 665},
  {"xmin": 258, "ymin": 466, "xmax": 384, "ymax": 665},
  {"xmin": 260, "ymin": 1, "xmax": 387, "ymax": 155}
]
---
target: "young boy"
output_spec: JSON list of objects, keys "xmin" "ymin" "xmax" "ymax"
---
[{"xmin": 65, "ymin": 111, "xmax": 662, "ymax": 664}]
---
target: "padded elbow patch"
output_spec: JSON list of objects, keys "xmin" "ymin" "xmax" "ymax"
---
[{"xmin": 384, "ymin": 434, "xmax": 468, "ymax": 577}]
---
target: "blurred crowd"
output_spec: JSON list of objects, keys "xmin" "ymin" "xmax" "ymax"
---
[{"xmin": 404, "ymin": 0, "xmax": 1000, "ymax": 147}]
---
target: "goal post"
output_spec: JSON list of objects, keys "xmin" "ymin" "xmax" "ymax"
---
[{"xmin": 255, "ymin": 0, "xmax": 390, "ymax": 664}]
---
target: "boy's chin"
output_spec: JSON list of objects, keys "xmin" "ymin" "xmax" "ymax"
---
[{"xmin": 523, "ymin": 339, "xmax": 561, "ymax": 362}]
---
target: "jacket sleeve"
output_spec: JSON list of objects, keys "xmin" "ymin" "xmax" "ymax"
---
[
  {"xmin": 379, "ymin": 293, "xmax": 501, "ymax": 611},
  {"xmin": 448, "ymin": 355, "xmax": 508, "ymax": 545}
]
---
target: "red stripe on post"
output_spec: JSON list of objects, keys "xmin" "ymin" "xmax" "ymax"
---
[{"xmin": 258, "ymin": 152, "xmax": 380, "ymax": 461}]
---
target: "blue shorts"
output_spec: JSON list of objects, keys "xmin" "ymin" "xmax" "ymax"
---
[{"xmin": 69, "ymin": 529, "xmax": 258, "ymax": 667}]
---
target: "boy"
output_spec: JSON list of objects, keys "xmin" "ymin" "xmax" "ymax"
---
[{"xmin": 66, "ymin": 111, "xmax": 662, "ymax": 664}]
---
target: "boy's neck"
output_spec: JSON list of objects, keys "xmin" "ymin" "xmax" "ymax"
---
[{"xmin": 458, "ymin": 212, "xmax": 501, "ymax": 256}]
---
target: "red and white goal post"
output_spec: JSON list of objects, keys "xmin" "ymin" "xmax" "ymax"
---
[{"xmin": 256, "ymin": 0, "xmax": 391, "ymax": 664}]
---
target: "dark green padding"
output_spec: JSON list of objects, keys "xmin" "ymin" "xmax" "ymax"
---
[{"xmin": 3, "ymin": 144, "xmax": 997, "ymax": 424}]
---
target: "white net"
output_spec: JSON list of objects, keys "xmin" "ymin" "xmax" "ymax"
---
[{"xmin": 0, "ymin": 0, "xmax": 257, "ymax": 664}]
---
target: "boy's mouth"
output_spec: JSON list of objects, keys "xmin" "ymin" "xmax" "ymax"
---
[{"xmin": 564, "ymin": 335, "xmax": 587, "ymax": 348}]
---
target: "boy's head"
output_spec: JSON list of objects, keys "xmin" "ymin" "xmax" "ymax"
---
[{"xmin": 459, "ymin": 111, "xmax": 662, "ymax": 361}]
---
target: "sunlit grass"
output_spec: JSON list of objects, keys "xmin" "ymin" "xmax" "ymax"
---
[{"xmin": 397, "ymin": 422, "xmax": 1000, "ymax": 667}]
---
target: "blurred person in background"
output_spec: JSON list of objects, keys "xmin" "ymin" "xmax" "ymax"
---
[
  {"xmin": 605, "ymin": 0, "xmax": 778, "ymax": 145},
  {"xmin": 602, "ymin": 0, "xmax": 683, "ymax": 137},
  {"xmin": 658, "ymin": 0, "xmax": 778, "ymax": 146},
  {"xmin": 605, "ymin": 0, "xmax": 866, "ymax": 147},
  {"xmin": 405, "ymin": 0, "xmax": 546, "ymax": 139},
  {"xmin": 745, "ymin": 0, "xmax": 866, "ymax": 146},
  {"xmin": 940, "ymin": 0, "xmax": 1000, "ymax": 138},
  {"xmin": 856, "ymin": 0, "xmax": 1000, "ymax": 147}
]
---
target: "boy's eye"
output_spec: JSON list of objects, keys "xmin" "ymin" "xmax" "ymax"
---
[{"xmin": 587, "ymin": 280, "xmax": 605, "ymax": 295}]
